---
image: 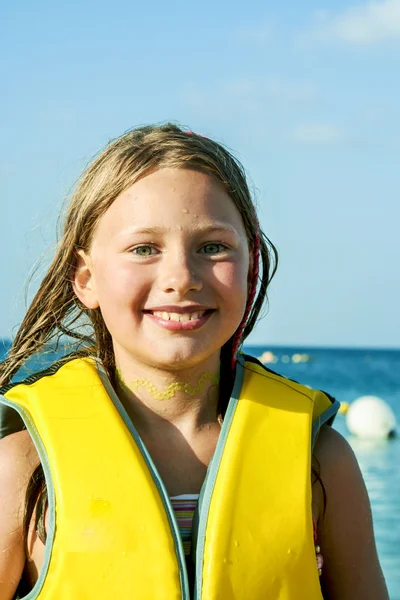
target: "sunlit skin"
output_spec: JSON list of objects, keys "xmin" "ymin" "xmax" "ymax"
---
[{"xmin": 74, "ymin": 168, "xmax": 250, "ymax": 410}]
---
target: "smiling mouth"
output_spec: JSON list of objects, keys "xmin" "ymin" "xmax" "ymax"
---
[
  {"xmin": 149, "ymin": 310, "xmax": 207, "ymax": 322},
  {"xmin": 142, "ymin": 308, "xmax": 214, "ymax": 329}
]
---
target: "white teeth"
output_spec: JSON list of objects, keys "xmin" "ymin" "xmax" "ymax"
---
[{"xmin": 151, "ymin": 310, "xmax": 206, "ymax": 322}]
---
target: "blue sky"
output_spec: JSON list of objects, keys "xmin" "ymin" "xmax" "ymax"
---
[{"xmin": 1, "ymin": 0, "xmax": 399, "ymax": 347}]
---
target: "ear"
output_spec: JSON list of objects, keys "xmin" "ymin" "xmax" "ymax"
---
[{"xmin": 72, "ymin": 249, "xmax": 99, "ymax": 309}]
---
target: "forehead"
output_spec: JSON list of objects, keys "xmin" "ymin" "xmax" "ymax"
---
[{"xmin": 95, "ymin": 167, "xmax": 247, "ymax": 237}]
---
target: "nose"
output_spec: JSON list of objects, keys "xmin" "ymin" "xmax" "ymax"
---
[{"xmin": 159, "ymin": 250, "xmax": 203, "ymax": 296}]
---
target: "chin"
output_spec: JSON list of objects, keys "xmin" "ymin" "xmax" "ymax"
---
[
  {"xmin": 148, "ymin": 352, "xmax": 209, "ymax": 372},
  {"xmin": 140, "ymin": 341, "xmax": 221, "ymax": 372}
]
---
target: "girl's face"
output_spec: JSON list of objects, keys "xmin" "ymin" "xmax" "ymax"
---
[{"xmin": 74, "ymin": 168, "xmax": 251, "ymax": 372}]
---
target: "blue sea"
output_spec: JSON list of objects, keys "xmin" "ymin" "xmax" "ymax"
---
[{"xmin": 1, "ymin": 340, "xmax": 399, "ymax": 597}]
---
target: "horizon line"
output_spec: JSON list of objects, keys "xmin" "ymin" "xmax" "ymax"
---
[{"xmin": 1, "ymin": 338, "xmax": 399, "ymax": 353}]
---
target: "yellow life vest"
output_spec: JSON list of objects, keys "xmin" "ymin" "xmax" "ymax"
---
[{"xmin": 1, "ymin": 355, "xmax": 339, "ymax": 599}]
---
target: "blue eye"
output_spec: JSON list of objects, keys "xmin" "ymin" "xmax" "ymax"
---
[
  {"xmin": 200, "ymin": 243, "xmax": 226, "ymax": 255},
  {"xmin": 132, "ymin": 245, "xmax": 156, "ymax": 256}
]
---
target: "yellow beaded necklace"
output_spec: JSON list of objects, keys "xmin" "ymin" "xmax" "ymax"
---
[{"xmin": 116, "ymin": 368, "xmax": 220, "ymax": 401}]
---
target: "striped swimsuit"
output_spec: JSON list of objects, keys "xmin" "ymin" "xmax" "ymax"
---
[{"xmin": 170, "ymin": 494, "xmax": 199, "ymax": 556}]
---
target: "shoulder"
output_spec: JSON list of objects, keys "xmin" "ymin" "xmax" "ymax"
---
[
  {"xmin": 313, "ymin": 426, "xmax": 389, "ymax": 599},
  {"xmin": 313, "ymin": 425, "xmax": 374, "ymax": 519},
  {"xmin": 0, "ymin": 431, "xmax": 39, "ymax": 599},
  {"xmin": 314, "ymin": 424, "xmax": 357, "ymax": 474},
  {"xmin": 0, "ymin": 429, "xmax": 38, "ymax": 476},
  {"xmin": 312, "ymin": 425, "xmax": 362, "ymax": 523},
  {"xmin": 0, "ymin": 430, "xmax": 39, "ymax": 528},
  {"xmin": 0, "ymin": 429, "xmax": 39, "ymax": 469}
]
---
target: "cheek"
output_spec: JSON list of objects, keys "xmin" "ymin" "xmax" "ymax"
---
[
  {"xmin": 94, "ymin": 260, "xmax": 151, "ymax": 306},
  {"xmin": 212, "ymin": 261, "xmax": 249, "ymax": 308}
]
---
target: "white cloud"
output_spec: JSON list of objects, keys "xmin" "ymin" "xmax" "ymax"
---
[
  {"xmin": 288, "ymin": 123, "xmax": 346, "ymax": 145},
  {"xmin": 310, "ymin": 0, "xmax": 400, "ymax": 44}
]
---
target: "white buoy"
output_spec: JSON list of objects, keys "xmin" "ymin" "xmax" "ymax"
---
[{"xmin": 346, "ymin": 396, "xmax": 397, "ymax": 440}]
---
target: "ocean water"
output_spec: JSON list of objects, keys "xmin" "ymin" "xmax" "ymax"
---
[{"xmin": 1, "ymin": 340, "xmax": 399, "ymax": 597}]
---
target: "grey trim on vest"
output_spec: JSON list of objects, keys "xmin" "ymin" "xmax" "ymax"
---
[{"xmin": 311, "ymin": 399, "xmax": 341, "ymax": 450}]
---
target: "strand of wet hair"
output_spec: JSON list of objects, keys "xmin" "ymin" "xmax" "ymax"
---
[{"xmin": 231, "ymin": 231, "xmax": 261, "ymax": 370}]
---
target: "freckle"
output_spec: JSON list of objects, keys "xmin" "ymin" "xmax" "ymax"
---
[{"xmin": 182, "ymin": 208, "xmax": 189, "ymax": 214}]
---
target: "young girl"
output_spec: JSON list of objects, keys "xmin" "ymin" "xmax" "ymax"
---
[{"xmin": 0, "ymin": 124, "xmax": 388, "ymax": 599}]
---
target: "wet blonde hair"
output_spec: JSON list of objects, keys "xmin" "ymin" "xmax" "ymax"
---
[{"xmin": 0, "ymin": 123, "xmax": 277, "ymax": 385}]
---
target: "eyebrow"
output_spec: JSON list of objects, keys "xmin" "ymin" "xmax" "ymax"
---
[{"xmin": 120, "ymin": 223, "xmax": 240, "ymax": 236}]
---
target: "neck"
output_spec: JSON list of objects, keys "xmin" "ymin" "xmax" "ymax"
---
[{"xmin": 114, "ymin": 355, "xmax": 221, "ymax": 437}]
